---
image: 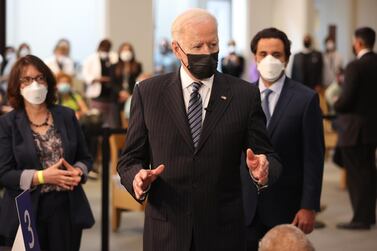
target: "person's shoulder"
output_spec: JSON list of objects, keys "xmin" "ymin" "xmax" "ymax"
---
[
  {"xmin": 138, "ymin": 72, "xmax": 176, "ymax": 90},
  {"xmin": 218, "ymin": 73, "xmax": 259, "ymax": 95},
  {"xmin": 286, "ymin": 78, "xmax": 316, "ymax": 98},
  {"xmin": 0, "ymin": 109, "xmax": 17, "ymax": 123},
  {"xmin": 50, "ymin": 104, "xmax": 75, "ymax": 117}
]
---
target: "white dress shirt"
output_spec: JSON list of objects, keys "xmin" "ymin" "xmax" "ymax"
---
[
  {"xmin": 357, "ymin": 48, "xmax": 371, "ymax": 59},
  {"xmin": 180, "ymin": 66, "xmax": 213, "ymax": 124},
  {"xmin": 258, "ymin": 75, "xmax": 286, "ymax": 117}
]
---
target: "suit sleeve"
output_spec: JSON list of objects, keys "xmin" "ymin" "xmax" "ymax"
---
[
  {"xmin": 0, "ymin": 116, "xmax": 22, "ymax": 190},
  {"xmin": 117, "ymin": 85, "xmax": 150, "ymax": 201},
  {"xmin": 70, "ymin": 109, "xmax": 93, "ymax": 182},
  {"xmin": 334, "ymin": 62, "xmax": 359, "ymax": 113},
  {"xmin": 301, "ymin": 93, "xmax": 325, "ymax": 211},
  {"xmin": 245, "ymin": 88, "xmax": 282, "ymax": 185}
]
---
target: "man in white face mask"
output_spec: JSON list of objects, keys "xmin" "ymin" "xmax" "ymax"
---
[{"xmin": 240, "ymin": 28, "xmax": 325, "ymax": 251}]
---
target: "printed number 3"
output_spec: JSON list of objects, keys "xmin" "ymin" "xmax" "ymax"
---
[{"xmin": 24, "ymin": 210, "xmax": 35, "ymax": 248}]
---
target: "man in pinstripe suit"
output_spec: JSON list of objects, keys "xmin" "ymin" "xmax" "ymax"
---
[{"xmin": 117, "ymin": 9, "xmax": 281, "ymax": 251}]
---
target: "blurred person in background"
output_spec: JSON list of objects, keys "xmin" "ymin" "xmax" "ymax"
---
[
  {"xmin": 291, "ymin": 35, "xmax": 323, "ymax": 92},
  {"xmin": 16, "ymin": 43, "xmax": 31, "ymax": 59},
  {"xmin": 0, "ymin": 55, "xmax": 94, "ymax": 251},
  {"xmin": 335, "ymin": 27, "xmax": 377, "ymax": 230},
  {"xmin": 221, "ymin": 39, "xmax": 245, "ymax": 78},
  {"xmin": 322, "ymin": 36, "xmax": 343, "ymax": 88},
  {"xmin": 82, "ymin": 38, "xmax": 118, "ymax": 127},
  {"xmin": 154, "ymin": 37, "xmax": 180, "ymax": 74},
  {"xmin": 0, "ymin": 46, "xmax": 17, "ymax": 91},
  {"xmin": 111, "ymin": 42, "xmax": 142, "ymax": 97},
  {"xmin": 56, "ymin": 72, "xmax": 88, "ymax": 119},
  {"xmin": 45, "ymin": 39, "xmax": 75, "ymax": 76}
]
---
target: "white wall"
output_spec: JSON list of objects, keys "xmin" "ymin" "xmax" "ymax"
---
[
  {"xmin": 314, "ymin": 0, "xmax": 354, "ymax": 64},
  {"xmin": 355, "ymin": 0, "xmax": 377, "ymax": 51},
  {"xmin": 105, "ymin": 0, "xmax": 154, "ymax": 73},
  {"xmin": 7, "ymin": 0, "xmax": 105, "ymax": 64}
]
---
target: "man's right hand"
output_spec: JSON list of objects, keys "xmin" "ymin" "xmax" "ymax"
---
[{"xmin": 133, "ymin": 164, "xmax": 165, "ymax": 200}]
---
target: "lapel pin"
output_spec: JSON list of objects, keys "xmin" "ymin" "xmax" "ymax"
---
[{"xmin": 221, "ymin": 96, "xmax": 227, "ymax": 100}]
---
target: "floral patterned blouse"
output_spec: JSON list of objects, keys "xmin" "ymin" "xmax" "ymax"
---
[{"xmin": 32, "ymin": 124, "xmax": 65, "ymax": 193}]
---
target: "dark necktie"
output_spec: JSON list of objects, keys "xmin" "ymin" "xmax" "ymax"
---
[
  {"xmin": 262, "ymin": 89, "xmax": 273, "ymax": 125},
  {"xmin": 188, "ymin": 82, "xmax": 203, "ymax": 148}
]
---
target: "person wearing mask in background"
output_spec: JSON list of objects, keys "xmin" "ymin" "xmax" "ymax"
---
[
  {"xmin": 117, "ymin": 9, "xmax": 281, "ymax": 251},
  {"xmin": 111, "ymin": 42, "xmax": 142, "ymax": 97},
  {"xmin": 82, "ymin": 38, "xmax": 118, "ymax": 127},
  {"xmin": 0, "ymin": 55, "xmax": 94, "ymax": 251},
  {"xmin": 322, "ymin": 37, "xmax": 343, "ymax": 88},
  {"xmin": 56, "ymin": 72, "xmax": 88, "ymax": 119},
  {"xmin": 241, "ymin": 28, "xmax": 324, "ymax": 251},
  {"xmin": 334, "ymin": 27, "xmax": 377, "ymax": 230},
  {"xmin": 0, "ymin": 47, "xmax": 17, "ymax": 90},
  {"xmin": 16, "ymin": 43, "xmax": 31, "ymax": 59},
  {"xmin": 291, "ymin": 35, "xmax": 324, "ymax": 92},
  {"xmin": 221, "ymin": 39, "xmax": 245, "ymax": 78},
  {"xmin": 45, "ymin": 40, "xmax": 75, "ymax": 76},
  {"xmin": 154, "ymin": 37, "xmax": 180, "ymax": 75}
]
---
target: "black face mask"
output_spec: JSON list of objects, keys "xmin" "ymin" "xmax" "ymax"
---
[{"xmin": 178, "ymin": 43, "xmax": 218, "ymax": 79}]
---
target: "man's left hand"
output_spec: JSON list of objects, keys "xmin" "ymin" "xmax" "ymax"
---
[
  {"xmin": 292, "ymin": 208, "xmax": 316, "ymax": 234},
  {"xmin": 246, "ymin": 148, "xmax": 269, "ymax": 186}
]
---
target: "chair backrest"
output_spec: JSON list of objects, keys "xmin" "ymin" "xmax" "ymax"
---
[{"xmin": 110, "ymin": 134, "xmax": 127, "ymax": 175}]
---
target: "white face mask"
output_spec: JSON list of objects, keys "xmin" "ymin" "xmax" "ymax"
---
[
  {"xmin": 21, "ymin": 81, "xmax": 48, "ymax": 105},
  {"xmin": 257, "ymin": 55, "xmax": 285, "ymax": 83},
  {"xmin": 19, "ymin": 48, "xmax": 30, "ymax": 58},
  {"xmin": 120, "ymin": 51, "xmax": 133, "ymax": 62},
  {"xmin": 99, "ymin": 51, "xmax": 109, "ymax": 59}
]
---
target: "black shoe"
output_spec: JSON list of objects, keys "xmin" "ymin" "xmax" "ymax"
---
[
  {"xmin": 314, "ymin": 220, "xmax": 326, "ymax": 229},
  {"xmin": 336, "ymin": 222, "xmax": 371, "ymax": 230}
]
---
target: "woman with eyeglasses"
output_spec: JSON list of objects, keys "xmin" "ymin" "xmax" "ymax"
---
[{"xmin": 0, "ymin": 55, "xmax": 94, "ymax": 251}]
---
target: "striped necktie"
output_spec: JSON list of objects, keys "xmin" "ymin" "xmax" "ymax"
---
[
  {"xmin": 188, "ymin": 82, "xmax": 203, "ymax": 148},
  {"xmin": 262, "ymin": 89, "xmax": 273, "ymax": 125}
]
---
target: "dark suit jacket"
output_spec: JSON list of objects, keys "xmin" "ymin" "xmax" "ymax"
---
[
  {"xmin": 117, "ymin": 71, "xmax": 281, "ymax": 251},
  {"xmin": 291, "ymin": 50, "xmax": 323, "ymax": 89},
  {"xmin": 0, "ymin": 105, "xmax": 94, "ymax": 239},
  {"xmin": 241, "ymin": 77, "xmax": 324, "ymax": 227},
  {"xmin": 334, "ymin": 51, "xmax": 377, "ymax": 147}
]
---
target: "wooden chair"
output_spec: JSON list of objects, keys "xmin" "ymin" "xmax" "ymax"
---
[{"xmin": 110, "ymin": 133, "xmax": 145, "ymax": 232}]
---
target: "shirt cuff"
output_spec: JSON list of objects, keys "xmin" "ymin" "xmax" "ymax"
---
[
  {"xmin": 20, "ymin": 170, "xmax": 37, "ymax": 190},
  {"xmin": 73, "ymin": 161, "xmax": 89, "ymax": 183},
  {"xmin": 249, "ymin": 171, "xmax": 269, "ymax": 192}
]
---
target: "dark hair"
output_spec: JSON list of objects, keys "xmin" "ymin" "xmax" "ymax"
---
[
  {"xmin": 355, "ymin": 27, "xmax": 375, "ymax": 49},
  {"xmin": 7, "ymin": 55, "xmax": 57, "ymax": 109},
  {"xmin": 250, "ymin": 27, "xmax": 291, "ymax": 60},
  {"xmin": 97, "ymin": 39, "xmax": 112, "ymax": 52}
]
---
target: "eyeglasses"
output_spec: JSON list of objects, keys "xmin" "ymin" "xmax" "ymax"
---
[{"xmin": 19, "ymin": 75, "xmax": 46, "ymax": 85}]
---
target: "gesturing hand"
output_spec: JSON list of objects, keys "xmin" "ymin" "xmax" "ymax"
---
[
  {"xmin": 292, "ymin": 209, "xmax": 316, "ymax": 234},
  {"xmin": 62, "ymin": 159, "xmax": 83, "ymax": 187},
  {"xmin": 42, "ymin": 159, "xmax": 76, "ymax": 190},
  {"xmin": 133, "ymin": 164, "xmax": 165, "ymax": 200},
  {"xmin": 246, "ymin": 148, "xmax": 269, "ymax": 186}
]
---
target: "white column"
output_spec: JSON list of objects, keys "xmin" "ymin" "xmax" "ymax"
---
[{"xmin": 105, "ymin": 0, "xmax": 154, "ymax": 73}]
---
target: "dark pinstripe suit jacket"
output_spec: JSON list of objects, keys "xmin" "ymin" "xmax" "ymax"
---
[{"xmin": 117, "ymin": 71, "xmax": 281, "ymax": 251}]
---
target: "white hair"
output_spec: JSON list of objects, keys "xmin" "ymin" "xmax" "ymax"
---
[
  {"xmin": 259, "ymin": 224, "xmax": 315, "ymax": 251},
  {"xmin": 171, "ymin": 8, "xmax": 218, "ymax": 43}
]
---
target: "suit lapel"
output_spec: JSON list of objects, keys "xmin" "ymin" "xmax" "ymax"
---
[
  {"xmin": 196, "ymin": 73, "xmax": 231, "ymax": 153},
  {"xmin": 15, "ymin": 109, "xmax": 41, "ymax": 169},
  {"xmin": 162, "ymin": 72, "xmax": 194, "ymax": 150},
  {"xmin": 267, "ymin": 78, "xmax": 294, "ymax": 136},
  {"xmin": 50, "ymin": 106, "xmax": 70, "ymax": 159}
]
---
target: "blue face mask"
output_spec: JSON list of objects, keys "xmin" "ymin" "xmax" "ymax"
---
[{"xmin": 57, "ymin": 82, "xmax": 71, "ymax": 94}]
